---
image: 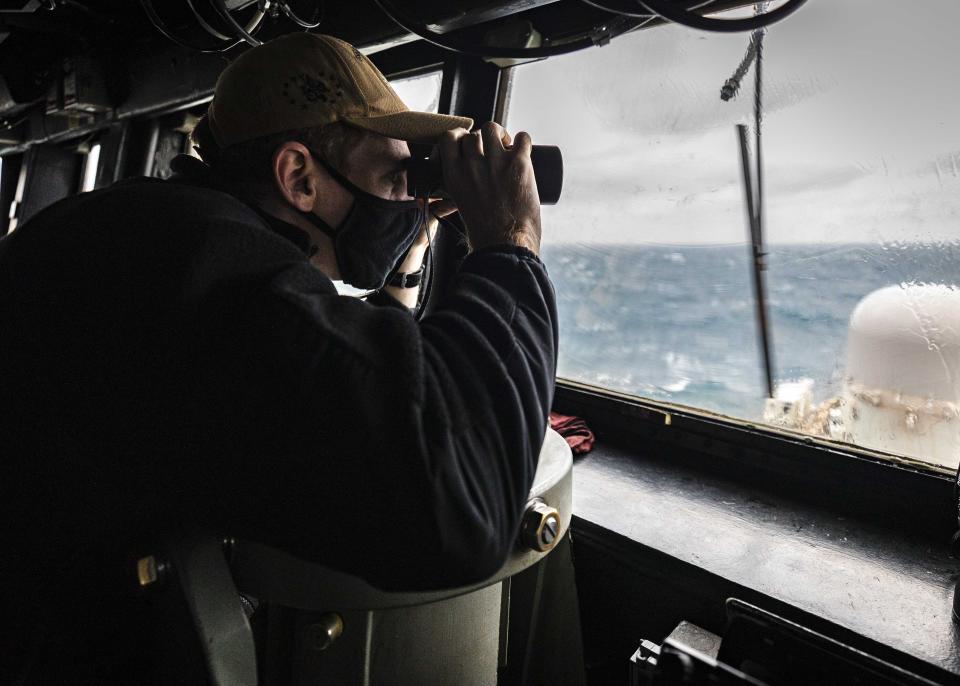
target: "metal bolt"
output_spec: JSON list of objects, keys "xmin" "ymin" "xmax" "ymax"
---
[
  {"xmin": 304, "ymin": 613, "xmax": 344, "ymax": 651},
  {"xmin": 540, "ymin": 516, "xmax": 559, "ymax": 547},
  {"xmin": 520, "ymin": 499, "xmax": 562, "ymax": 553},
  {"xmin": 136, "ymin": 555, "xmax": 168, "ymax": 587}
]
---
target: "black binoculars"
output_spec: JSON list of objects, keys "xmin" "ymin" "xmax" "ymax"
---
[{"xmin": 406, "ymin": 144, "xmax": 564, "ymax": 205}]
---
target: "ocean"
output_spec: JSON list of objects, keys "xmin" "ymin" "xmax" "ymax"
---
[{"xmin": 540, "ymin": 242, "xmax": 960, "ymax": 421}]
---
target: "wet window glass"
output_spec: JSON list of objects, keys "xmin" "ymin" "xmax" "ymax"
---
[{"xmin": 504, "ymin": 0, "xmax": 960, "ymax": 469}]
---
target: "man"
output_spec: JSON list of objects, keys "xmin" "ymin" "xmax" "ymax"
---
[{"xmin": 0, "ymin": 33, "xmax": 556, "ymax": 682}]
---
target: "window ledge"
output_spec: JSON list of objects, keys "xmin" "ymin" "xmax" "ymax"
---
[{"xmin": 571, "ymin": 443, "xmax": 960, "ymax": 676}]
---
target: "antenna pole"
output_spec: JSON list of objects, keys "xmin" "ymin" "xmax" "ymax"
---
[
  {"xmin": 753, "ymin": 18, "xmax": 775, "ymax": 400},
  {"xmin": 737, "ymin": 123, "xmax": 775, "ymax": 400}
]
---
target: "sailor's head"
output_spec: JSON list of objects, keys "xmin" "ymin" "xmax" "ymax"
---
[{"xmin": 191, "ymin": 33, "xmax": 472, "ymax": 288}]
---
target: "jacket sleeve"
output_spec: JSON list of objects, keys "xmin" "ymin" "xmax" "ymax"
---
[
  {"xmin": 362, "ymin": 288, "xmax": 414, "ymax": 312},
  {"xmin": 199, "ymin": 245, "xmax": 558, "ymax": 591}
]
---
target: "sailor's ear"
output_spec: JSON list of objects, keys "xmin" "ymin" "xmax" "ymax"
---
[{"xmin": 272, "ymin": 142, "xmax": 318, "ymax": 213}]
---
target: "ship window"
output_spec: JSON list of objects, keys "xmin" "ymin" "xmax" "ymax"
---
[
  {"xmin": 80, "ymin": 142, "xmax": 101, "ymax": 192},
  {"xmin": 390, "ymin": 69, "xmax": 442, "ymax": 114},
  {"xmin": 504, "ymin": 0, "xmax": 960, "ymax": 469}
]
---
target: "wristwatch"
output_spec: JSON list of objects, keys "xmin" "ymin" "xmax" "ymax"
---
[{"xmin": 386, "ymin": 264, "xmax": 425, "ymax": 289}]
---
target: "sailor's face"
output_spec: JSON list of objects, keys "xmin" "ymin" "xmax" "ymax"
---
[
  {"xmin": 341, "ymin": 133, "xmax": 412, "ymax": 201},
  {"xmin": 311, "ymin": 132, "xmax": 412, "ymax": 231}
]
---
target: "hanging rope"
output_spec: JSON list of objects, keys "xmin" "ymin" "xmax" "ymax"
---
[{"xmin": 720, "ymin": 32, "xmax": 759, "ymax": 101}]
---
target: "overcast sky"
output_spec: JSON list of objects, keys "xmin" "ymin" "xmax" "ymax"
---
[{"xmin": 499, "ymin": 0, "xmax": 960, "ymax": 245}]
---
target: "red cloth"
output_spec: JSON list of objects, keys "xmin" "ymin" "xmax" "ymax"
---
[{"xmin": 549, "ymin": 412, "xmax": 595, "ymax": 455}]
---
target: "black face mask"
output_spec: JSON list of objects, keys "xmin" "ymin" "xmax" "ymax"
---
[{"xmin": 301, "ymin": 152, "xmax": 423, "ymax": 290}]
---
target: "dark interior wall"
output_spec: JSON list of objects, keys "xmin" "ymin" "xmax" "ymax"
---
[
  {"xmin": 94, "ymin": 123, "xmax": 130, "ymax": 189},
  {"xmin": 13, "ymin": 144, "xmax": 84, "ymax": 227},
  {"xmin": 571, "ymin": 519, "xmax": 734, "ymax": 685}
]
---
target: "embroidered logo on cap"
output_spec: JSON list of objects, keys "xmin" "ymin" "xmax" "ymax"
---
[{"xmin": 281, "ymin": 72, "xmax": 345, "ymax": 110}]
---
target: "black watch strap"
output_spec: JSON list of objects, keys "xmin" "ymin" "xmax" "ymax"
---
[{"xmin": 386, "ymin": 264, "xmax": 425, "ymax": 288}]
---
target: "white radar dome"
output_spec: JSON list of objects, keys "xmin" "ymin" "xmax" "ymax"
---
[{"xmin": 841, "ymin": 284, "xmax": 960, "ymax": 468}]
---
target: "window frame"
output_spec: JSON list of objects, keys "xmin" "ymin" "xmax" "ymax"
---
[{"xmin": 555, "ymin": 377, "xmax": 956, "ymax": 531}]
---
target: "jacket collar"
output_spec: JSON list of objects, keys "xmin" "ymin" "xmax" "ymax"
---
[{"xmin": 168, "ymin": 154, "xmax": 312, "ymax": 255}]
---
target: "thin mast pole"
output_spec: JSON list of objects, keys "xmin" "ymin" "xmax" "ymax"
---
[
  {"xmin": 752, "ymin": 19, "xmax": 775, "ymax": 400},
  {"xmin": 727, "ymin": 4, "xmax": 776, "ymax": 401},
  {"xmin": 737, "ymin": 122, "xmax": 775, "ymax": 400}
]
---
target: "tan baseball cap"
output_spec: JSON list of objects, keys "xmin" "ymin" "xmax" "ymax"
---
[{"xmin": 208, "ymin": 32, "xmax": 474, "ymax": 148}]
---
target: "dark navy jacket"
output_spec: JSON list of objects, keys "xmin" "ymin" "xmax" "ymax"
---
[{"xmin": 0, "ymin": 164, "xmax": 557, "ymax": 682}]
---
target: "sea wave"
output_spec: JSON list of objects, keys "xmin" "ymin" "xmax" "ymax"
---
[{"xmin": 543, "ymin": 242, "xmax": 960, "ymax": 420}]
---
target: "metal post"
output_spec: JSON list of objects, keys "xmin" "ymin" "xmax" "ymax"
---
[{"xmin": 737, "ymin": 124, "xmax": 775, "ymax": 400}]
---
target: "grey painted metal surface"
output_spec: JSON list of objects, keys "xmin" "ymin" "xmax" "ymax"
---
[
  {"xmin": 169, "ymin": 532, "xmax": 258, "ymax": 686},
  {"xmin": 233, "ymin": 428, "xmax": 575, "ymax": 685},
  {"xmin": 232, "ymin": 429, "xmax": 573, "ymax": 611}
]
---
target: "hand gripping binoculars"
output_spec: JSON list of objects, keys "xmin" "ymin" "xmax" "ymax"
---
[{"xmin": 406, "ymin": 144, "xmax": 564, "ymax": 205}]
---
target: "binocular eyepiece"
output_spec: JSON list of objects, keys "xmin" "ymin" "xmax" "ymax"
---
[{"xmin": 406, "ymin": 144, "xmax": 564, "ymax": 205}]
